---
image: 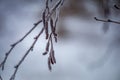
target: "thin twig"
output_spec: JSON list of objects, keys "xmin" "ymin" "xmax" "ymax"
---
[
  {"xmin": 114, "ymin": 5, "xmax": 120, "ymax": 10},
  {"xmin": 0, "ymin": 20, "xmax": 42, "ymax": 70},
  {"xmin": 50, "ymin": 34, "xmax": 56, "ymax": 64},
  {"xmin": 0, "ymin": 75, "xmax": 3, "ymax": 80},
  {"xmin": 48, "ymin": 0, "xmax": 64, "ymax": 19},
  {"xmin": 0, "ymin": 46, "xmax": 14, "ymax": 70},
  {"xmin": 94, "ymin": 17, "xmax": 120, "ymax": 24},
  {"xmin": 47, "ymin": 33, "xmax": 56, "ymax": 71},
  {"xmin": 10, "ymin": 27, "xmax": 44, "ymax": 80},
  {"xmin": 45, "ymin": 0, "xmax": 64, "ymax": 71}
]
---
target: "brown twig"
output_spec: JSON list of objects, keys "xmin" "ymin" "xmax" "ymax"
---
[
  {"xmin": 42, "ymin": 33, "xmax": 52, "ymax": 55},
  {"xmin": 46, "ymin": 33, "xmax": 56, "ymax": 71},
  {"xmin": 43, "ymin": 0, "xmax": 64, "ymax": 71},
  {"xmin": 94, "ymin": 17, "xmax": 120, "ymax": 24},
  {"xmin": 47, "ymin": 33, "xmax": 56, "ymax": 71},
  {"xmin": 50, "ymin": 35, "xmax": 56, "ymax": 64}
]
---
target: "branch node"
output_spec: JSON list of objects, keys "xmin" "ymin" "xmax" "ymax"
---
[
  {"xmin": 10, "ymin": 44, "xmax": 15, "ymax": 47},
  {"xmin": 94, "ymin": 17, "xmax": 98, "ymax": 20},
  {"xmin": 14, "ymin": 65, "xmax": 18, "ymax": 69},
  {"xmin": 107, "ymin": 19, "xmax": 111, "ymax": 22},
  {"xmin": 42, "ymin": 51, "xmax": 48, "ymax": 55}
]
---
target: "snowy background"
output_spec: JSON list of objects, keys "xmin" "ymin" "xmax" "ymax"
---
[{"xmin": 0, "ymin": 0, "xmax": 120, "ymax": 80}]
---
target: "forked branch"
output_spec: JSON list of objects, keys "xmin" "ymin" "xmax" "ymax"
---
[{"xmin": 0, "ymin": 0, "xmax": 65, "ymax": 80}]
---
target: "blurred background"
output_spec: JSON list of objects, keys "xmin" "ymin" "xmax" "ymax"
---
[{"xmin": 0, "ymin": 0, "xmax": 120, "ymax": 80}]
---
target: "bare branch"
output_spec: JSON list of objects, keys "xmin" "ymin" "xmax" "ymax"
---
[
  {"xmin": 48, "ymin": 0, "xmax": 64, "ymax": 18},
  {"xmin": 9, "ymin": 27, "xmax": 44, "ymax": 80},
  {"xmin": 0, "ymin": 0, "xmax": 63, "ymax": 70},
  {"xmin": 94, "ymin": 17, "xmax": 120, "ymax": 24},
  {"xmin": 1, "ymin": 0, "xmax": 65, "ymax": 79},
  {"xmin": 43, "ymin": 0, "xmax": 65, "ymax": 71},
  {"xmin": 9, "ymin": 0, "xmax": 65, "ymax": 78},
  {"xmin": 0, "ymin": 20, "xmax": 42, "ymax": 70},
  {"xmin": 48, "ymin": 56, "xmax": 52, "ymax": 71},
  {"xmin": 47, "ymin": 33, "xmax": 56, "ymax": 70}
]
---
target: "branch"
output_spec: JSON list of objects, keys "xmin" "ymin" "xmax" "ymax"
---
[
  {"xmin": 48, "ymin": 0, "xmax": 64, "ymax": 19},
  {"xmin": 94, "ymin": 17, "xmax": 120, "ymax": 24},
  {"xmin": 9, "ymin": 0, "xmax": 65, "ymax": 79},
  {"xmin": 0, "ymin": 75, "xmax": 3, "ymax": 80},
  {"xmin": 9, "ymin": 27, "xmax": 44, "ymax": 80},
  {"xmin": 42, "ymin": 0, "xmax": 65, "ymax": 70},
  {"xmin": 1, "ymin": 0, "xmax": 65, "ymax": 80},
  {"xmin": 0, "ymin": 20, "xmax": 42, "ymax": 70},
  {"xmin": 114, "ymin": 5, "xmax": 120, "ymax": 10}
]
